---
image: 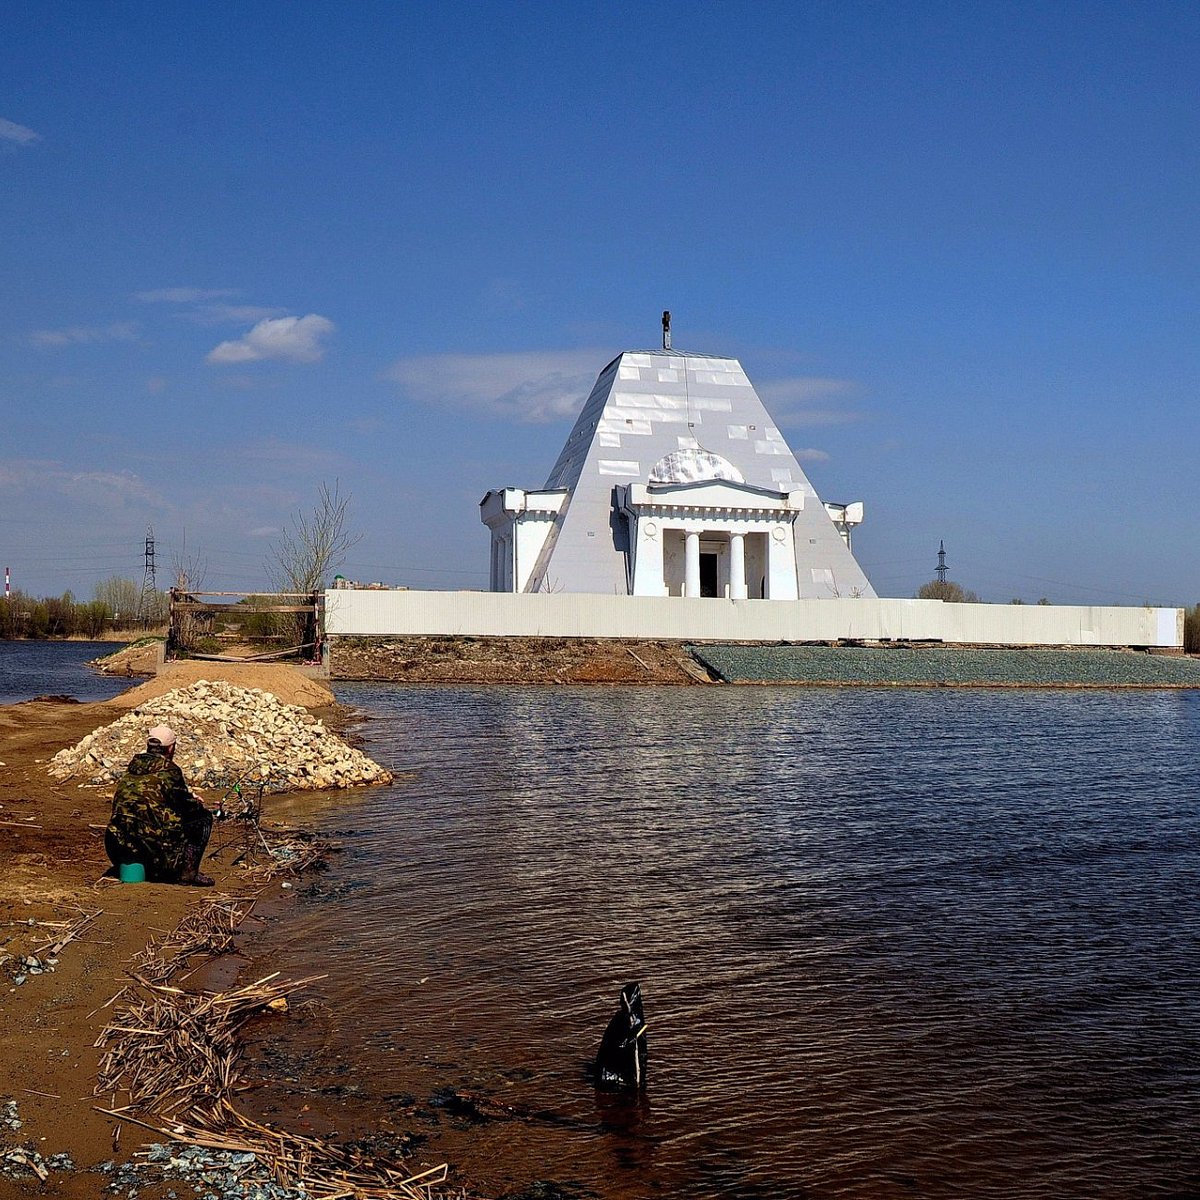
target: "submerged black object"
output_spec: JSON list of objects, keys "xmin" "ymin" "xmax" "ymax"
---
[{"xmin": 594, "ymin": 981, "xmax": 648, "ymax": 1089}]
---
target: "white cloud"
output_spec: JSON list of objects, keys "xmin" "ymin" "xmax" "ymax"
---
[
  {"xmin": 135, "ymin": 287, "xmax": 238, "ymax": 304},
  {"xmin": 781, "ymin": 409, "xmax": 866, "ymax": 428},
  {"xmin": 63, "ymin": 470, "xmax": 164, "ymax": 506},
  {"xmin": 0, "ymin": 459, "xmax": 167, "ymax": 509},
  {"xmin": 207, "ymin": 314, "xmax": 335, "ymax": 365},
  {"xmin": 30, "ymin": 322, "xmax": 139, "ymax": 348},
  {"xmin": 191, "ymin": 303, "xmax": 286, "ymax": 325},
  {"xmin": 247, "ymin": 525, "xmax": 280, "ymax": 538},
  {"xmin": 184, "ymin": 484, "xmax": 303, "ymax": 526},
  {"xmin": 136, "ymin": 288, "xmax": 286, "ymax": 327},
  {"xmin": 0, "ymin": 117, "xmax": 40, "ymax": 146},
  {"xmin": 135, "ymin": 288, "xmax": 288, "ymax": 326},
  {"xmin": 385, "ymin": 349, "xmax": 604, "ymax": 423},
  {"xmin": 756, "ymin": 376, "xmax": 864, "ymax": 427},
  {"xmin": 794, "ymin": 448, "xmax": 831, "ymax": 462},
  {"xmin": 0, "ymin": 462, "xmax": 40, "ymax": 488}
]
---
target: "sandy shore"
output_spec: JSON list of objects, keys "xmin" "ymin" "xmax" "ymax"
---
[{"xmin": 0, "ymin": 693, "xmax": 392, "ymax": 1197}]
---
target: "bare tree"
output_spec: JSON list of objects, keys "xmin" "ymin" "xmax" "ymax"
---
[
  {"xmin": 268, "ymin": 480, "xmax": 361, "ymax": 593},
  {"xmin": 94, "ymin": 576, "xmax": 140, "ymax": 622},
  {"xmin": 169, "ymin": 552, "xmax": 209, "ymax": 649},
  {"xmin": 171, "ymin": 552, "xmax": 208, "ymax": 597}
]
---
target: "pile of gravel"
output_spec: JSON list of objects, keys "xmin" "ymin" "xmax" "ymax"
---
[{"xmin": 48, "ymin": 680, "xmax": 392, "ymax": 793}]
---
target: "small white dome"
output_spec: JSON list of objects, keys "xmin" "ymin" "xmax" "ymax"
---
[{"xmin": 649, "ymin": 449, "xmax": 745, "ymax": 485}]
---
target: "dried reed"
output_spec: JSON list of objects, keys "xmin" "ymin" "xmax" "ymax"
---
[{"xmin": 93, "ymin": 841, "xmax": 455, "ymax": 1198}]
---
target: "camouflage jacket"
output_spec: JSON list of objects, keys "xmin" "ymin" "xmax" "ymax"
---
[{"xmin": 106, "ymin": 751, "xmax": 205, "ymax": 877}]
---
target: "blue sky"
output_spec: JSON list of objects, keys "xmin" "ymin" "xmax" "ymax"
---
[{"xmin": 2, "ymin": 1, "xmax": 1197, "ymax": 605}]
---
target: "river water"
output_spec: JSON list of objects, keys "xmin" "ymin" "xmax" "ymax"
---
[
  {"xmin": 0, "ymin": 639, "xmax": 130, "ymax": 705},
  {"xmin": 1, "ymin": 648, "xmax": 1195, "ymax": 1196},
  {"xmin": 260, "ymin": 683, "xmax": 1199, "ymax": 1199}
]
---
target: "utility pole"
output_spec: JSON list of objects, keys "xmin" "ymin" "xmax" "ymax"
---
[
  {"xmin": 935, "ymin": 540, "xmax": 948, "ymax": 584},
  {"xmin": 137, "ymin": 526, "xmax": 157, "ymax": 622}
]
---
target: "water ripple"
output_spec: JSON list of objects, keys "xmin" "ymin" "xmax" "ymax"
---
[{"xmin": 265, "ymin": 685, "xmax": 1200, "ymax": 1199}]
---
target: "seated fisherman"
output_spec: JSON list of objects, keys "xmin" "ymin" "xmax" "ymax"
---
[{"xmin": 105, "ymin": 724, "xmax": 214, "ymax": 886}]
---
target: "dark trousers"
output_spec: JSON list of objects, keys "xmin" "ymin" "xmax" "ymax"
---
[{"xmin": 104, "ymin": 806, "xmax": 213, "ymax": 882}]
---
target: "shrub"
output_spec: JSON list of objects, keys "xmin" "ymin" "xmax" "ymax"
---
[
  {"xmin": 916, "ymin": 580, "xmax": 981, "ymax": 603},
  {"xmin": 237, "ymin": 596, "xmax": 287, "ymax": 639}
]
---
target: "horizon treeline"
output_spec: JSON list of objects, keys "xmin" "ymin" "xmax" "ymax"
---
[{"xmin": 0, "ymin": 576, "xmax": 167, "ymax": 639}]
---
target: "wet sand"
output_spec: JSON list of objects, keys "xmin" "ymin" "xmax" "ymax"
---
[
  {"xmin": 0, "ymin": 697, "xmax": 398, "ymax": 1197},
  {"xmin": 0, "ymin": 699, "xmax": 209, "ymax": 1193}
]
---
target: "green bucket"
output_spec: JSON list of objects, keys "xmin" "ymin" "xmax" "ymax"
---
[{"xmin": 118, "ymin": 862, "xmax": 146, "ymax": 884}]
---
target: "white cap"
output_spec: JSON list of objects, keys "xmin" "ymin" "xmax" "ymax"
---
[{"xmin": 147, "ymin": 724, "xmax": 177, "ymax": 748}]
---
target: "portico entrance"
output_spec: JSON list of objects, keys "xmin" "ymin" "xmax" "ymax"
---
[
  {"xmin": 638, "ymin": 489, "xmax": 787, "ymax": 597},
  {"xmin": 662, "ymin": 537, "xmax": 734, "ymax": 597},
  {"xmin": 663, "ymin": 531, "xmax": 734, "ymax": 597}
]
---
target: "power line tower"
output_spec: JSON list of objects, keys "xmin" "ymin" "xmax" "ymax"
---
[
  {"xmin": 137, "ymin": 525, "xmax": 158, "ymax": 621},
  {"xmin": 935, "ymin": 540, "xmax": 949, "ymax": 584}
]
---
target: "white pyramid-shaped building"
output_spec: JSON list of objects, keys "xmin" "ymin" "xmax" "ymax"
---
[{"xmin": 481, "ymin": 348, "xmax": 875, "ymax": 600}]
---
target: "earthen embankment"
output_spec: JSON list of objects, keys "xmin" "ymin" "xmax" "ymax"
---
[{"xmin": 330, "ymin": 635, "xmax": 707, "ymax": 684}]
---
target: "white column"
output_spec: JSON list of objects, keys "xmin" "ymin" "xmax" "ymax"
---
[
  {"xmin": 684, "ymin": 531, "xmax": 701, "ymax": 598},
  {"xmin": 730, "ymin": 532, "xmax": 747, "ymax": 599}
]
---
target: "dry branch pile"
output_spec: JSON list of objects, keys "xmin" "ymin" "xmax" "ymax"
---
[
  {"xmin": 127, "ymin": 895, "xmax": 249, "ymax": 988},
  {"xmin": 94, "ymin": 898, "xmax": 453, "ymax": 1199},
  {"xmin": 48, "ymin": 680, "xmax": 391, "ymax": 792},
  {"xmin": 96, "ymin": 971, "xmax": 318, "ymax": 1118},
  {"xmin": 137, "ymin": 1101, "xmax": 450, "ymax": 1199}
]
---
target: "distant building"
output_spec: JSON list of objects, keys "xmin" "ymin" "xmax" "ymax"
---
[
  {"xmin": 481, "ymin": 348, "xmax": 874, "ymax": 599},
  {"xmin": 331, "ymin": 576, "xmax": 405, "ymax": 591}
]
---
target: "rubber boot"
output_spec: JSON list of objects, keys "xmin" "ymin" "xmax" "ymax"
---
[{"xmin": 179, "ymin": 843, "xmax": 214, "ymax": 887}]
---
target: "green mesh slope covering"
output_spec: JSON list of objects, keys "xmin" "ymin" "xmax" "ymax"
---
[{"xmin": 689, "ymin": 645, "xmax": 1200, "ymax": 687}]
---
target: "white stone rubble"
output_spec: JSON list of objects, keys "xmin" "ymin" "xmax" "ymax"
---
[{"xmin": 48, "ymin": 681, "xmax": 391, "ymax": 793}]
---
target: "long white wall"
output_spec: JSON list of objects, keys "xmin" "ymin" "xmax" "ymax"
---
[{"xmin": 325, "ymin": 590, "xmax": 1183, "ymax": 648}]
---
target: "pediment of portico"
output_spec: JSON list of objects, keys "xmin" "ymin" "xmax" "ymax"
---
[{"xmin": 621, "ymin": 479, "xmax": 806, "ymax": 516}]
